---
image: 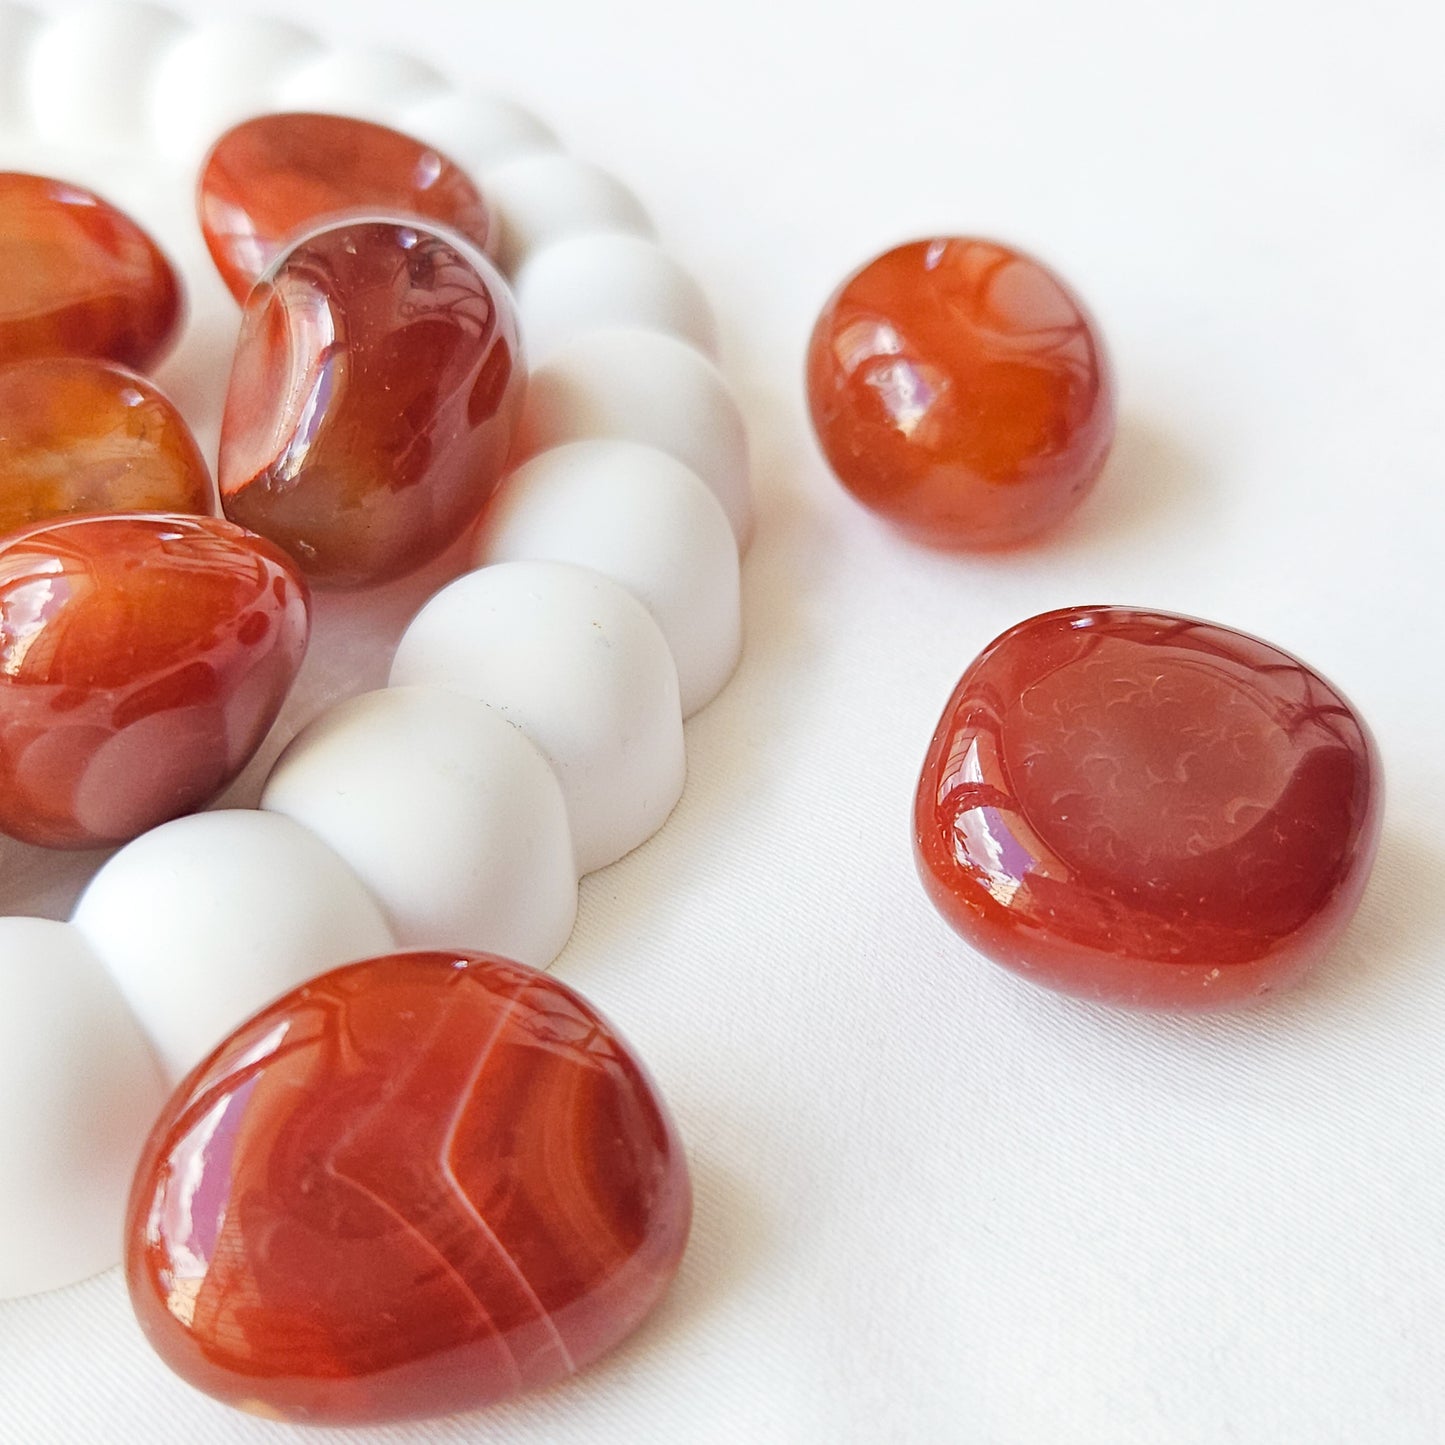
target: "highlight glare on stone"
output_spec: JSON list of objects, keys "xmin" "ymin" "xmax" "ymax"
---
[
  {"xmin": 198, "ymin": 112, "xmax": 492, "ymax": 303},
  {"xmin": 125, "ymin": 950, "xmax": 693, "ymax": 1426},
  {"xmin": 0, "ymin": 357, "xmax": 212, "ymax": 538},
  {"xmin": 914, "ymin": 606, "xmax": 1383, "ymax": 1008},
  {"xmin": 807, "ymin": 238, "xmax": 1115, "ymax": 548},
  {"xmin": 0, "ymin": 513, "xmax": 308, "ymax": 849},
  {"xmin": 218, "ymin": 220, "xmax": 525, "ymax": 588},
  {"xmin": 0, "ymin": 172, "xmax": 182, "ymax": 372}
]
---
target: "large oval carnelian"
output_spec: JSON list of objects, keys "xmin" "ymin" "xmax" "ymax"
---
[
  {"xmin": 125, "ymin": 950, "xmax": 692, "ymax": 1426},
  {"xmin": 0, "ymin": 172, "xmax": 182, "ymax": 371},
  {"xmin": 0, "ymin": 357, "xmax": 212, "ymax": 538},
  {"xmin": 218, "ymin": 220, "xmax": 525, "ymax": 588},
  {"xmin": 0, "ymin": 514, "xmax": 308, "ymax": 848},
  {"xmin": 807, "ymin": 238, "xmax": 1114, "ymax": 548},
  {"xmin": 915, "ymin": 607, "xmax": 1383, "ymax": 1008},
  {"xmin": 199, "ymin": 112, "xmax": 492, "ymax": 304}
]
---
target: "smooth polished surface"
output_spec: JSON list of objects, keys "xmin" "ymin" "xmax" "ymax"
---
[
  {"xmin": 0, "ymin": 357, "xmax": 211, "ymax": 537},
  {"xmin": 916, "ymin": 607, "xmax": 1383, "ymax": 1007},
  {"xmin": 0, "ymin": 172, "xmax": 181, "ymax": 371},
  {"xmin": 218, "ymin": 219, "xmax": 524, "ymax": 587},
  {"xmin": 0, "ymin": 513, "xmax": 308, "ymax": 848},
  {"xmin": 807, "ymin": 238, "xmax": 1114, "ymax": 548},
  {"xmin": 126, "ymin": 950, "xmax": 693, "ymax": 1425},
  {"xmin": 198, "ymin": 112, "xmax": 492, "ymax": 303}
]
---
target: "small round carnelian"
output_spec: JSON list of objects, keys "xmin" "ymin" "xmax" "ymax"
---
[
  {"xmin": 915, "ymin": 607, "xmax": 1383, "ymax": 1008},
  {"xmin": 807, "ymin": 238, "xmax": 1115, "ymax": 548}
]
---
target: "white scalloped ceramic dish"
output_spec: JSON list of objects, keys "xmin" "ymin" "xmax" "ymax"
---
[{"xmin": 0, "ymin": 0, "xmax": 749, "ymax": 1299}]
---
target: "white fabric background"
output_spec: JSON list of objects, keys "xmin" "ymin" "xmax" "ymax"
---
[{"xmin": 2, "ymin": 0, "xmax": 1444, "ymax": 1440}]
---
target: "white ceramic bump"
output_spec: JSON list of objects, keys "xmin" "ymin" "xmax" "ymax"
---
[
  {"xmin": 477, "ymin": 440, "xmax": 742, "ymax": 717},
  {"xmin": 0, "ymin": 4, "xmax": 41, "ymax": 134},
  {"xmin": 73, "ymin": 810, "xmax": 397, "ymax": 1082},
  {"xmin": 275, "ymin": 47, "xmax": 447, "ymax": 122},
  {"xmin": 261, "ymin": 686, "xmax": 578, "ymax": 966},
  {"xmin": 517, "ymin": 326, "xmax": 753, "ymax": 549},
  {"xmin": 483, "ymin": 151, "xmax": 654, "ymax": 276},
  {"xmin": 403, "ymin": 90, "xmax": 558, "ymax": 179},
  {"xmin": 515, "ymin": 231, "xmax": 719, "ymax": 361},
  {"xmin": 0, "ymin": 918, "xmax": 167, "ymax": 1299},
  {"xmin": 24, "ymin": 1, "xmax": 184, "ymax": 147},
  {"xmin": 147, "ymin": 18, "xmax": 324, "ymax": 167},
  {"xmin": 391, "ymin": 559, "xmax": 685, "ymax": 874}
]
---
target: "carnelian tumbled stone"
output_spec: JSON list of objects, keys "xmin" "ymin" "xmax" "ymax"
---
[
  {"xmin": 915, "ymin": 607, "xmax": 1383, "ymax": 1008},
  {"xmin": 807, "ymin": 238, "xmax": 1115, "ymax": 548},
  {"xmin": 199, "ymin": 112, "xmax": 492, "ymax": 304},
  {"xmin": 126, "ymin": 950, "xmax": 692, "ymax": 1426},
  {"xmin": 219, "ymin": 220, "xmax": 524, "ymax": 587},
  {"xmin": 0, "ymin": 514, "xmax": 308, "ymax": 848},
  {"xmin": 0, "ymin": 358, "xmax": 211, "ymax": 537},
  {"xmin": 0, "ymin": 173, "xmax": 182, "ymax": 371}
]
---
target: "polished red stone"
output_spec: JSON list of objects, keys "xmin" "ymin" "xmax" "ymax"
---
[
  {"xmin": 807, "ymin": 238, "xmax": 1115, "ymax": 548},
  {"xmin": 199, "ymin": 112, "xmax": 492, "ymax": 304},
  {"xmin": 125, "ymin": 950, "xmax": 692, "ymax": 1426},
  {"xmin": 0, "ymin": 514, "xmax": 308, "ymax": 848},
  {"xmin": 915, "ymin": 607, "xmax": 1383, "ymax": 1008},
  {"xmin": 0, "ymin": 172, "xmax": 182, "ymax": 371},
  {"xmin": 218, "ymin": 220, "xmax": 524, "ymax": 587},
  {"xmin": 0, "ymin": 358, "xmax": 212, "ymax": 538}
]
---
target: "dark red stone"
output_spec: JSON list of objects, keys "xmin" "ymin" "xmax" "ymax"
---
[
  {"xmin": 915, "ymin": 607, "xmax": 1383, "ymax": 1007},
  {"xmin": 0, "ymin": 513, "xmax": 308, "ymax": 848},
  {"xmin": 0, "ymin": 172, "xmax": 182, "ymax": 371},
  {"xmin": 199, "ymin": 112, "xmax": 492, "ymax": 304},
  {"xmin": 807, "ymin": 238, "xmax": 1114, "ymax": 548},
  {"xmin": 218, "ymin": 220, "xmax": 524, "ymax": 588},
  {"xmin": 125, "ymin": 950, "xmax": 692, "ymax": 1426}
]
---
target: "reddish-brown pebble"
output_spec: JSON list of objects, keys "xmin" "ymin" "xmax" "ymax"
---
[{"xmin": 915, "ymin": 606, "xmax": 1382, "ymax": 1007}]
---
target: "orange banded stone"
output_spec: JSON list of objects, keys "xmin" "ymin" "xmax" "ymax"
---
[{"xmin": 126, "ymin": 950, "xmax": 692, "ymax": 1425}]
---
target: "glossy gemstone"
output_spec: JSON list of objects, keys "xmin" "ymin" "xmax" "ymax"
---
[
  {"xmin": 126, "ymin": 950, "xmax": 692, "ymax": 1426},
  {"xmin": 0, "ymin": 173, "xmax": 182, "ymax": 371},
  {"xmin": 0, "ymin": 514, "xmax": 308, "ymax": 849},
  {"xmin": 199, "ymin": 112, "xmax": 492, "ymax": 304},
  {"xmin": 219, "ymin": 220, "xmax": 525, "ymax": 588},
  {"xmin": 0, "ymin": 358, "xmax": 211, "ymax": 538},
  {"xmin": 915, "ymin": 607, "xmax": 1383, "ymax": 1008},
  {"xmin": 807, "ymin": 238, "xmax": 1115, "ymax": 548}
]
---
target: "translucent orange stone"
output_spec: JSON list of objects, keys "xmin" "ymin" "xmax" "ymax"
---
[
  {"xmin": 915, "ymin": 607, "xmax": 1383, "ymax": 1008},
  {"xmin": 0, "ymin": 358, "xmax": 211, "ymax": 538},
  {"xmin": 199, "ymin": 112, "xmax": 492, "ymax": 304},
  {"xmin": 0, "ymin": 172, "xmax": 182, "ymax": 371},
  {"xmin": 126, "ymin": 950, "xmax": 692, "ymax": 1426},
  {"xmin": 218, "ymin": 220, "xmax": 524, "ymax": 588},
  {"xmin": 807, "ymin": 238, "xmax": 1115, "ymax": 548},
  {"xmin": 0, "ymin": 514, "xmax": 308, "ymax": 848}
]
